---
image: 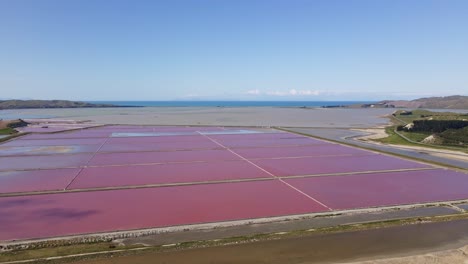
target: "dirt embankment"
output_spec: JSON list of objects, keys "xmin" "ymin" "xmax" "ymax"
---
[
  {"xmin": 0, "ymin": 120, "xmax": 9, "ymax": 129},
  {"xmin": 4, "ymin": 119, "xmax": 28, "ymax": 127},
  {"xmin": 0, "ymin": 119, "xmax": 27, "ymax": 129}
]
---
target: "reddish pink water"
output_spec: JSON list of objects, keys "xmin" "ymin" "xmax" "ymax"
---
[
  {"xmin": 99, "ymin": 140, "xmax": 220, "ymax": 152},
  {"xmin": 1, "ymin": 126, "xmax": 468, "ymax": 242},
  {"xmin": 2, "ymin": 138, "xmax": 107, "ymax": 147},
  {"xmin": 0, "ymin": 180, "xmax": 328, "ymax": 241},
  {"xmin": 220, "ymin": 138, "xmax": 325, "ymax": 148},
  {"xmin": 89, "ymin": 149, "xmax": 239, "ymax": 166},
  {"xmin": 285, "ymin": 169, "xmax": 468, "ymax": 209},
  {"xmin": 235, "ymin": 144, "xmax": 370, "ymax": 159},
  {"xmin": 0, "ymin": 169, "xmax": 81, "ymax": 193},
  {"xmin": 0, "ymin": 153, "xmax": 92, "ymax": 171},
  {"xmin": 252, "ymin": 154, "xmax": 431, "ymax": 176},
  {"xmin": 207, "ymin": 133, "xmax": 303, "ymax": 141},
  {"xmin": 69, "ymin": 160, "xmax": 273, "ymax": 189},
  {"xmin": 106, "ymin": 135, "xmax": 211, "ymax": 144}
]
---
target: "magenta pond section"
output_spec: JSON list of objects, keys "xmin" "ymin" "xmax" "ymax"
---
[
  {"xmin": 235, "ymin": 144, "xmax": 371, "ymax": 159},
  {"xmin": 207, "ymin": 133, "xmax": 304, "ymax": 141},
  {"xmin": 0, "ymin": 154, "xmax": 93, "ymax": 171},
  {"xmin": 0, "ymin": 145, "xmax": 101, "ymax": 156},
  {"xmin": 21, "ymin": 131, "xmax": 111, "ymax": 140},
  {"xmin": 6, "ymin": 125, "xmax": 465, "ymax": 242},
  {"xmin": 17, "ymin": 127, "xmax": 90, "ymax": 133},
  {"xmin": 218, "ymin": 138, "xmax": 326, "ymax": 148},
  {"xmin": 0, "ymin": 180, "xmax": 328, "ymax": 241},
  {"xmin": 97, "ymin": 126, "xmax": 224, "ymax": 132},
  {"xmin": 106, "ymin": 135, "xmax": 209, "ymax": 144},
  {"xmin": 147, "ymin": 126, "xmax": 224, "ymax": 132},
  {"xmin": 0, "ymin": 169, "xmax": 81, "ymax": 194},
  {"xmin": 69, "ymin": 160, "xmax": 273, "ymax": 189},
  {"xmin": 88, "ymin": 149, "xmax": 240, "ymax": 166},
  {"xmin": 2, "ymin": 138, "xmax": 108, "ymax": 147},
  {"xmin": 253, "ymin": 154, "xmax": 432, "ymax": 176},
  {"xmin": 284, "ymin": 169, "xmax": 468, "ymax": 210},
  {"xmin": 98, "ymin": 140, "xmax": 220, "ymax": 153}
]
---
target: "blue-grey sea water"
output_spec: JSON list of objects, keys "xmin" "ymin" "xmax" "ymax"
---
[{"xmin": 87, "ymin": 101, "xmax": 373, "ymax": 107}]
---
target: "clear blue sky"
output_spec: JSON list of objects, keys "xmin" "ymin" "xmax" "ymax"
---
[{"xmin": 1, "ymin": 0, "xmax": 467, "ymax": 101}]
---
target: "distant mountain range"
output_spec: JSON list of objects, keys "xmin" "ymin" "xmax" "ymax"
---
[
  {"xmin": 359, "ymin": 95, "xmax": 468, "ymax": 109},
  {"xmin": 0, "ymin": 100, "xmax": 125, "ymax": 110}
]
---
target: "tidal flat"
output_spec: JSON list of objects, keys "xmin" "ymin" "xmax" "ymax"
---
[{"xmin": 0, "ymin": 107, "xmax": 395, "ymax": 128}]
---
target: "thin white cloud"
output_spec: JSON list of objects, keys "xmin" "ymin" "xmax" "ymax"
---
[
  {"xmin": 266, "ymin": 89, "xmax": 320, "ymax": 96},
  {"xmin": 246, "ymin": 89, "xmax": 261, "ymax": 95},
  {"xmin": 266, "ymin": 90, "xmax": 287, "ymax": 96},
  {"xmin": 298, "ymin": 90, "xmax": 320, "ymax": 96}
]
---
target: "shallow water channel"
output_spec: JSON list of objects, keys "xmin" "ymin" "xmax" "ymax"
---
[{"xmin": 81, "ymin": 219, "xmax": 468, "ymax": 264}]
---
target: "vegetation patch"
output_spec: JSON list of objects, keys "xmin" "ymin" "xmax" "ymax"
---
[
  {"xmin": 6, "ymin": 119, "xmax": 29, "ymax": 129},
  {"xmin": 399, "ymin": 130, "xmax": 432, "ymax": 142},
  {"xmin": 0, "ymin": 127, "xmax": 16, "ymax": 135},
  {"xmin": 439, "ymin": 127, "xmax": 468, "ymax": 146},
  {"xmin": 380, "ymin": 110, "xmax": 468, "ymax": 150},
  {"xmin": 401, "ymin": 120, "xmax": 468, "ymax": 133},
  {"xmin": 0, "ymin": 242, "xmax": 142, "ymax": 262},
  {"xmin": 375, "ymin": 126, "xmax": 415, "ymax": 146}
]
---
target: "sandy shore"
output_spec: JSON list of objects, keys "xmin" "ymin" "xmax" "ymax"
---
[
  {"xmin": 348, "ymin": 245, "xmax": 468, "ymax": 264},
  {"xmin": 351, "ymin": 128, "xmax": 389, "ymax": 140}
]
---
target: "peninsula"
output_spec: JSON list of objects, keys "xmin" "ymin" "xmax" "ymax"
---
[
  {"xmin": 359, "ymin": 95, "xmax": 468, "ymax": 109},
  {"xmin": 0, "ymin": 100, "xmax": 129, "ymax": 110}
]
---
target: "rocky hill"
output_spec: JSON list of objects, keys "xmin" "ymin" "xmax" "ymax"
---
[
  {"xmin": 0, "ymin": 100, "xmax": 123, "ymax": 110},
  {"xmin": 363, "ymin": 95, "xmax": 468, "ymax": 109}
]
